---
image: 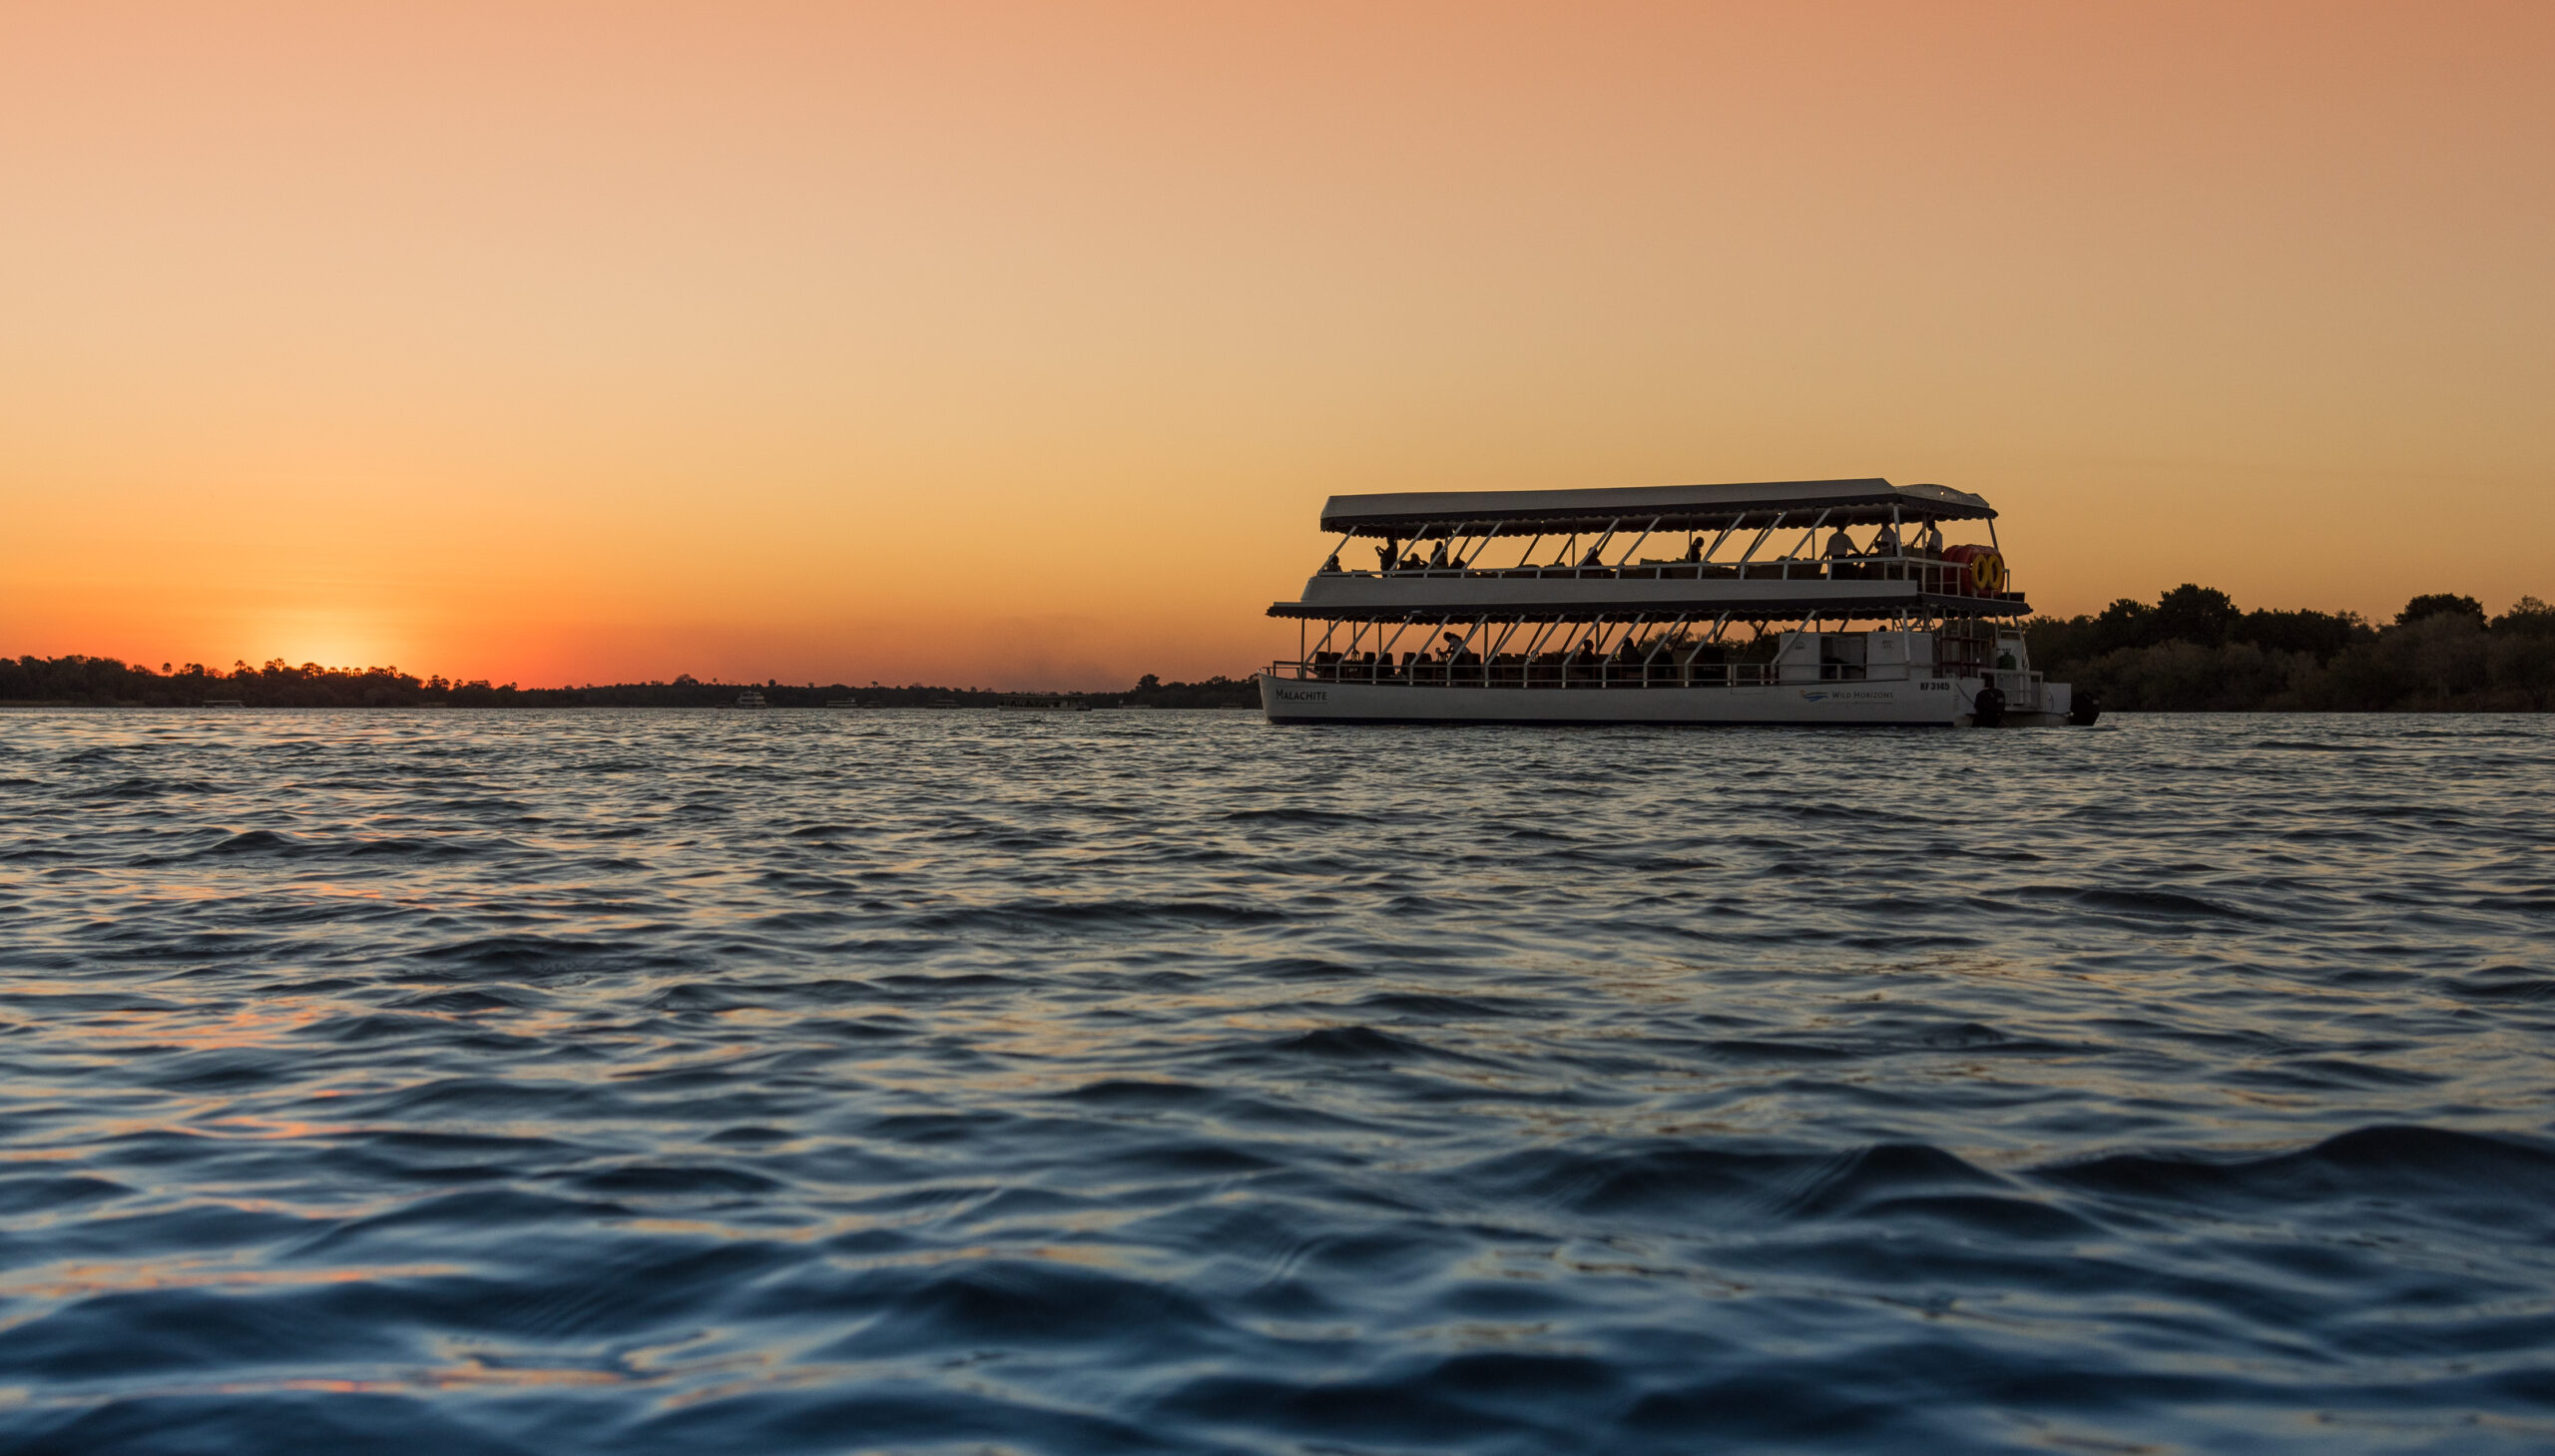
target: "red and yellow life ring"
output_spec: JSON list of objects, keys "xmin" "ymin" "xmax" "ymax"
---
[
  {"xmin": 1968, "ymin": 549, "xmax": 2007, "ymax": 595},
  {"xmin": 1940, "ymin": 545, "xmax": 2008, "ymax": 596}
]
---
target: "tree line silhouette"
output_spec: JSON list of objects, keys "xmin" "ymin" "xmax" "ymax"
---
[
  {"xmin": 0, "ymin": 658, "xmax": 1261, "ymax": 710},
  {"xmin": 2025, "ymin": 589, "xmax": 2555, "ymax": 711}
]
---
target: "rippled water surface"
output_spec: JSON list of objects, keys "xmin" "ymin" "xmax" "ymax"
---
[{"xmin": 3, "ymin": 709, "xmax": 2553, "ymax": 1454}]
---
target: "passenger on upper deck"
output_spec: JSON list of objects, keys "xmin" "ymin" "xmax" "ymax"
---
[
  {"xmin": 1686, "ymin": 536, "xmax": 1705, "ymax": 563},
  {"xmin": 1321, "ymin": 552, "xmax": 1342, "ymax": 573},
  {"xmin": 1869, "ymin": 523, "xmax": 1900, "ymax": 557},
  {"xmin": 1377, "ymin": 543, "xmax": 1397, "ymax": 572},
  {"xmin": 1823, "ymin": 527, "xmax": 1860, "ymax": 560},
  {"xmin": 1580, "ymin": 542, "xmax": 1606, "ymax": 568},
  {"xmin": 1428, "ymin": 540, "xmax": 1448, "ymax": 569},
  {"xmin": 1915, "ymin": 520, "xmax": 1944, "ymax": 556}
]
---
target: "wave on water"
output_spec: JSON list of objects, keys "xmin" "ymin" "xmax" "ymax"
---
[{"xmin": 0, "ymin": 709, "xmax": 2551, "ymax": 1453}]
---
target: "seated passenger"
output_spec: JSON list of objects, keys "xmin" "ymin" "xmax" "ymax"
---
[
  {"xmin": 1321, "ymin": 553, "xmax": 1342, "ymax": 573},
  {"xmin": 1823, "ymin": 528, "xmax": 1860, "ymax": 559},
  {"xmin": 1580, "ymin": 543, "xmax": 1606, "ymax": 568},
  {"xmin": 1915, "ymin": 521, "xmax": 1944, "ymax": 556},
  {"xmin": 1428, "ymin": 541, "xmax": 1448, "ymax": 569},
  {"xmin": 1868, "ymin": 523, "xmax": 1900, "ymax": 557}
]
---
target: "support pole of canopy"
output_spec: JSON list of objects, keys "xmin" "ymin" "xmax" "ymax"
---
[
  {"xmin": 1783, "ymin": 507, "xmax": 1832, "ymax": 563},
  {"xmin": 1736, "ymin": 512, "xmax": 1786, "ymax": 570},
  {"xmin": 1379, "ymin": 614, "xmax": 1417, "ymax": 677},
  {"xmin": 1483, "ymin": 618, "xmax": 1522, "ymax": 687},
  {"xmin": 1683, "ymin": 611, "xmax": 1734, "ymax": 685},
  {"xmin": 1640, "ymin": 613, "xmax": 1690, "ymax": 685},
  {"xmin": 1451, "ymin": 521, "xmax": 1492, "ymax": 567},
  {"xmin": 1663, "ymin": 613, "xmax": 1697, "ymax": 687},
  {"xmin": 1435, "ymin": 614, "xmax": 1485, "ymax": 687},
  {"xmin": 1519, "ymin": 617, "xmax": 1563, "ymax": 683},
  {"xmin": 1701, "ymin": 518, "xmax": 1739, "ymax": 567},
  {"xmin": 1600, "ymin": 614, "xmax": 1645, "ymax": 688},
  {"xmin": 1612, "ymin": 517, "xmax": 1663, "ymax": 568},
  {"xmin": 1578, "ymin": 519, "xmax": 1622, "ymax": 576}
]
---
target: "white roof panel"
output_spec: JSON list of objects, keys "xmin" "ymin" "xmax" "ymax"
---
[{"xmin": 1318, "ymin": 478, "xmax": 1993, "ymax": 536}]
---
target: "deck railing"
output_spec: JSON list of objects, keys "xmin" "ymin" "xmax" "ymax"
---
[
  {"xmin": 1275, "ymin": 660, "xmax": 1856, "ymax": 689},
  {"xmin": 1319, "ymin": 553, "xmax": 2016, "ymax": 598},
  {"xmin": 1271, "ymin": 659, "xmax": 2047, "ymax": 701}
]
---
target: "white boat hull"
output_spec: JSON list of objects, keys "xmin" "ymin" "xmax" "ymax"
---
[{"xmin": 1261, "ymin": 676, "xmax": 2071, "ymax": 727}]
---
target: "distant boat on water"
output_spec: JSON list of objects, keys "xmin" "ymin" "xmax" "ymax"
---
[
  {"xmin": 994, "ymin": 693, "xmax": 1091, "ymax": 712},
  {"xmin": 735, "ymin": 691, "xmax": 768, "ymax": 709}
]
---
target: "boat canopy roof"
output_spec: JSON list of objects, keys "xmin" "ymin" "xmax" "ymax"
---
[
  {"xmin": 1319, "ymin": 478, "xmax": 1992, "ymax": 539},
  {"xmin": 1268, "ymin": 578, "xmax": 2029, "ymax": 623}
]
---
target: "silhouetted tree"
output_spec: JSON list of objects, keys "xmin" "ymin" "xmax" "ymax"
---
[
  {"xmin": 2398, "ymin": 593, "xmax": 2485, "ymax": 627},
  {"xmin": 2237, "ymin": 607, "xmax": 2369, "ymax": 661},
  {"xmin": 2090, "ymin": 598, "xmax": 2157, "ymax": 655},
  {"xmin": 2494, "ymin": 596, "xmax": 2555, "ymax": 637},
  {"xmin": 2152, "ymin": 585, "xmax": 2241, "ymax": 647}
]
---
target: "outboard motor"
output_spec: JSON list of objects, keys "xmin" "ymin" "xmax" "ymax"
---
[
  {"xmin": 1971, "ymin": 683, "xmax": 2006, "ymax": 728},
  {"xmin": 2069, "ymin": 691, "xmax": 2102, "ymax": 727}
]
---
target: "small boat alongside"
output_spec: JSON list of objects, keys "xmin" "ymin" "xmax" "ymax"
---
[{"xmin": 1258, "ymin": 477, "xmax": 2094, "ymax": 728}]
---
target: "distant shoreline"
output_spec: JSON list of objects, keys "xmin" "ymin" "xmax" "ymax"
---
[{"xmin": 0, "ymin": 661, "xmax": 1262, "ymax": 712}]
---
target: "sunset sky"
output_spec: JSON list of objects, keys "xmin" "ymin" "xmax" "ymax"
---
[{"xmin": 6, "ymin": 2, "xmax": 2551, "ymax": 689}]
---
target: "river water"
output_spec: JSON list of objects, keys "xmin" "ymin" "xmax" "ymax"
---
[{"xmin": 1, "ymin": 709, "xmax": 2550, "ymax": 1453}]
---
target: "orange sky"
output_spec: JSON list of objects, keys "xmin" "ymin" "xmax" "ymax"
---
[{"xmin": 5, "ymin": 1, "xmax": 2551, "ymax": 689}]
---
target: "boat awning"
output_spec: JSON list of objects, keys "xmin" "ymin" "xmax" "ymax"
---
[
  {"xmin": 1268, "ymin": 576, "xmax": 2028, "ymax": 622},
  {"xmin": 1317, "ymin": 479, "xmax": 1992, "ymax": 538}
]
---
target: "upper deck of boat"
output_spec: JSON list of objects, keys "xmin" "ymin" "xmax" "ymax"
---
[
  {"xmin": 1318, "ymin": 477, "xmax": 1993, "ymax": 537},
  {"xmin": 1270, "ymin": 478, "xmax": 2028, "ymax": 622}
]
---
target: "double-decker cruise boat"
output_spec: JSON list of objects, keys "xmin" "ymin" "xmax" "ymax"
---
[{"xmin": 1257, "ymin": 478, "xmax": 2096, "ymax": 728}]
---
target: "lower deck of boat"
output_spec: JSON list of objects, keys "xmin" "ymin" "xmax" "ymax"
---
[{"xmin": 1259, "ymin": 676, "xmax": 2067, "ymax": 727}]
